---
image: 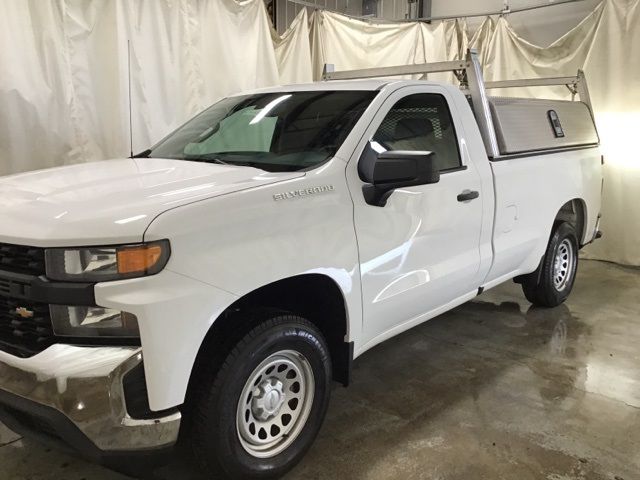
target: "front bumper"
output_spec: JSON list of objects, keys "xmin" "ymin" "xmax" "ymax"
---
[{"xmin": 0, "ymin": 344, "xmax": 180, "ymax": 469}]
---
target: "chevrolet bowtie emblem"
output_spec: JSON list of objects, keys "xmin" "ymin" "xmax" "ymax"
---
[{"xmin": 15, "ymin": 307, "xmax": 34, "ymax": 319}]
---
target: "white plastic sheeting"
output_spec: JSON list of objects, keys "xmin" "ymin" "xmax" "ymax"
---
[
  {"xmin": 309, "ymin": 11, "xmax": 463, "ymax": 83},
  {"xmin": 273, "ymin": 9, "xmax": 313, "ymax": 85},
  {"xmin": 0, "ymin": 0, "xmax": 638, "ymax": 265},
  {"xmin": 0, "ymin": 0, "xmax": 303, "ymax": 175}
]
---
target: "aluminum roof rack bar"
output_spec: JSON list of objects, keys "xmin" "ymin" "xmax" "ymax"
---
[
  {"xmin": 576, "ymin": 70, "xmax": 592, "ymax": 110},
  {"xmin": 464, "ymin": 50, "xmax": 500, "ymax": 158},
  {"xmin": 321, "ymin": 60, "xmax": 468, "ymax": 81},
  {"xmin": 484, "ymin": 70, "xmax": 592, "ymax": 111},
  {"xmin": 484, "ymin": 76, "xmax": 579, "ymax": 89},
  {"xmin": 321, "ymin": 49, "xmax": 591, "ymax": 157}
]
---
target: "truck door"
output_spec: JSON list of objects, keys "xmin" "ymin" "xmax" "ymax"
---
[{"xmin": 348, "ymin": 86, "xmax": 484, "ymax": 346}]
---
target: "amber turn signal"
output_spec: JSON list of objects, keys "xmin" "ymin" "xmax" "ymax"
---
[{"xmin": 117, "ymin": 244, "xmax": 165, "ymax": 275}]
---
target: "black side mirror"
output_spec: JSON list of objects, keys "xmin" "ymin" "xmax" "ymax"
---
[{"xmin": 360, "ymin": 149, "xmax": 440, "ymax": 207}]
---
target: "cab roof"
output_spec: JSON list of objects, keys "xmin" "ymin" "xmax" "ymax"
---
[{"xmin": 232, "ymin": 78, "xmax": 446, "ymax": 96}]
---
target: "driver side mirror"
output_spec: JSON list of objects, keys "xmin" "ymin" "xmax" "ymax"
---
[{"xmin": 360, "ymin": 149, "xmax": 440, "ymax": 207}]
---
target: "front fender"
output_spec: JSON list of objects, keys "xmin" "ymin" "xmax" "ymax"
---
[{"xmin": 131, "ymin": 159, "xmax": 361, "ymax": 409}]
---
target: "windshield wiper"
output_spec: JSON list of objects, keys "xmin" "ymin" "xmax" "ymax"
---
[
  {"xmin": 184, "ymin": 154, "xmax": 231, "ymax": 166},
  {"xmin": 132, "ymin": 149, "xmax": 152, "ymax": 158},
  {"xmin": 183, "ymin": 154, "xmax": 299, "ymax": 172}
]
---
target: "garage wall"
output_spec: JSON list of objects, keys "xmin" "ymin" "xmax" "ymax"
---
[
  {"xmin": 274, "ymin": 0, "xmax": 417, "ymax": 32},
  {"xmin": 432, "ymin": 0, "xmax": 601, "ymax": 45},
  {"xmin": 276, "ymin": 0, "xmax": 362, "ymax": 32}
]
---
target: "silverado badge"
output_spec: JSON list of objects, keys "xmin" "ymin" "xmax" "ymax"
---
[{"xmin": 273, "ymin": 185, "xmax": 335, "ymax": 201}]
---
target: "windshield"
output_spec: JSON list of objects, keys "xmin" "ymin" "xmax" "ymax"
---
[{"xmin": 146, "ymin": 90, "xmax": 378, "ymax": 172}]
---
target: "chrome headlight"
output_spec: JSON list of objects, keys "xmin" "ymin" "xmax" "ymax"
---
[{"xmin": 45, "ymin": 240, "xmax": 170, "ymax": 282}]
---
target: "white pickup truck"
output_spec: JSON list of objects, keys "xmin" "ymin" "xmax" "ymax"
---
[{"xmin": 0, "ymin": 51, "xmax": 601, "ymax": 479}]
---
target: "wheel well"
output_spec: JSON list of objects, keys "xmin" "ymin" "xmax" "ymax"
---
[
  {"xmin": 189, "ymin": 274, "xmax": 352, "ymax": 393},
  {"xmin": 514, "ymin": 198, "xmax": 587, "ymax": 286},
  {"xmin": 555, "ymin": 199, "xmax": 586, "ymax": 246}
]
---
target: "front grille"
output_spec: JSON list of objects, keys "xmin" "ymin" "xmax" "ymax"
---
[
  {"xmin": 0, "ymin": 243, "xmax": 53, "ymax": 357},
  {"xmin": 0, "ymin": 296, "xmax": 55, "ymax": 357},
  {"xmin": 0, "ymin": 243, "xmax": 45, "ymax": 276},
  {"xmin": 0, "ymin": 276, "xmax": 11, "ymax": 296}
]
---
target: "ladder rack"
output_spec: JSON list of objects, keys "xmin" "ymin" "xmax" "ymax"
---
[{"xmin": 322, "ymin": 49, "xmax": 592, "ymax": 159}]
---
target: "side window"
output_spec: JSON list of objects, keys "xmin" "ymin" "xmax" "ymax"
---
[{"xmin": 372, "ymin": 93, "xmax": 462, "ymax": 171}]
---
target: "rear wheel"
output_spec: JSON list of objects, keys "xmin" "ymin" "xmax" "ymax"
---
[
  {"xmin": 522, "ymin": 222, "xmax": 579, "ymax": 307},
  {"xmin": 189, "ymin": 313, "xmax": 331, "ymax": 479}
]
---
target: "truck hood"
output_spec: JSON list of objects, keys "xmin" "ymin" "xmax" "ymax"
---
[{"xmin": 0, "ymin": 158, "xmax": 303, "ymax": 247}]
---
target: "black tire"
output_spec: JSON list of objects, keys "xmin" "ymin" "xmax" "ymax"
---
[
  {"xmin": 189, "ymin": 313, "xmax": 332, "ymax": 479},
  {"xmin": 522, "ymin": 222, "xmax": 579, "ymax": 307}
]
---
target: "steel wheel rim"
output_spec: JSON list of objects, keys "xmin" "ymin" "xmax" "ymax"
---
[
  {"xmin": 553, "ymin": 238, "xmax": 574, "ymax": 291},
  {"xmin": 236, "ymin": 349, "xmax": 315, "ymax": 458}
]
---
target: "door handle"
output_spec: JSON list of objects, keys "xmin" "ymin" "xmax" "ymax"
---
[{"xmin": 457, "ymin": 190, "xmax": 479, "ymax": 202}]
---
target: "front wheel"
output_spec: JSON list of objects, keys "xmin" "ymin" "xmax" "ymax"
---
[
  {"xmin": 522, "ymin": 222, "xmax": 579, "ymax": 307},
  {"xmin": 189, "ymin": 313, "xmax": 331, "ymax": 479}
]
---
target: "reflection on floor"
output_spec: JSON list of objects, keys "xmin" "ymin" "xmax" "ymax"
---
[{"xmin": 1, "ymin": 260, "xmax": 639, "ymax": 480}]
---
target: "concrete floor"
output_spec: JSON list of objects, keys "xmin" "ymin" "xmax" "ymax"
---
[{"xmin": 2, "ymin": 259, "xmax": 640, "ymax": 480}]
